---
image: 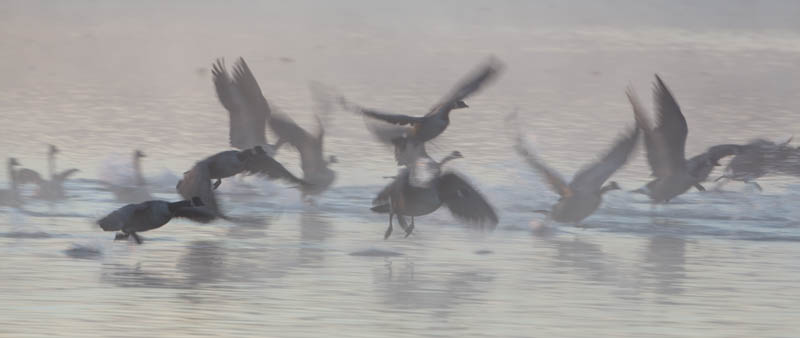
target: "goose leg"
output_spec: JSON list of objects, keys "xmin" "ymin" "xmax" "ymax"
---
[
  {"xmin": 694, "ymin": 183, "xmax": 706, "ymax": 192},
  {"xmin": 404, "ymin": 217, "xmax": 415, "ymax": 238},
  {"xmin": 213, "ymin": 179, "xmax": 222, "ymax": 190},
  {"xmin": 384, "ymin": 213, "xmax": 394, "ymax": 240},
  {"xmin": 397, "ymin": 216, "xmax": 410, "ymax": 237},
  {"xmin": 131, "ymin": 232, "xmax": 143, "ymax": 244},
  {"xmin": 747, "ymin": 181, "xmax": 763, "ymax": 192}
]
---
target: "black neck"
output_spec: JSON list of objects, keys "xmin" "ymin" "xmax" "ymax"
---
[{"xmin": 167, "ymin": 200, "xmax": 192, "ymax": 213}]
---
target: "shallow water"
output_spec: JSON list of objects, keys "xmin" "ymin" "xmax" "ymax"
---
[{"xmin": 2, "ymin": 2, "xmax": 800, "ymax": 337}]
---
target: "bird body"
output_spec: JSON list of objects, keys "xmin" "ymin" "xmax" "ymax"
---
[
  {"xmin": 343, "ymin": 58, "xmax": 502, "ymax": 165},
  {"xmin": 98, "ymin": 197, "xmax": 213, "ymax": 243},
  {"xmin": 514, "ymin": 115, "xmax": 638, "ymax": 224},
  {"xmin": 106, "ymin": 150, "xmax": 152, "ymax": 203},
  {"xmin": 372, "ymin": 149, "xmax": 497, "ymax": 239},
  {"xmin": 177, "ymin": 147, "xmax": 305, "ymax": 217},
  {"xmin": 627, "ymin": 75, "xmax": 737, "ymax": 203}
]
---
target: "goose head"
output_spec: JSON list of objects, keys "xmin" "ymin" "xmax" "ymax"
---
[
  {"xmin": 8, "ymin": 158, "xmax": 20, "ymax": 167},
  {"xmin": 453, "ymin": 100, "xmax": 469, "ymax": 109},
  {"xmin": 134, "ymin": 150, "xmax": 146, "ymax": 158},
  {"xmin": 48, "ymin": 145, "xmax": 59, "ymax": 155},
  {"xmin": 327, "ymin": 155, "xmax": 338, "ymax": 165}
]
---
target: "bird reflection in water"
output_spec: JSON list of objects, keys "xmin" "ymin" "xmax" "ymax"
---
[
  {"xmin": 298, "ymin": 210, "xmax": 333, "ymax": 268},
  {"xmin": 643, "ymin": 236, "xmax": 687, "ymax": 296},
  {"xmin": 376, "ymin": 260, "xmax": 494, "ymax": 318}
]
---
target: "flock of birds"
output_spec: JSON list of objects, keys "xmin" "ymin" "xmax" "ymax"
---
[{"xmin": 2, "ymin": 56, "xmax": 800, "ymax": 244}]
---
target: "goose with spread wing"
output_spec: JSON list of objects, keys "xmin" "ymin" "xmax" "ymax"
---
[
  {"xmin": 19, "ymin": 145, "xmax": 80, "ymax": 200},
  {"xmin": 268, "ymin": 110, "xmax": 337, "ymax": 201},
  {"xmin": 372, "ymin": 143, "xmax": 498, "ymax": 239},
  {"xmin": 176, "ymin": 146, "xmax": 305, "ymax": 217},
  {"xmin": 212, "ymin": 58, "xmax": 280, "ymax": 154},
  {"xmin": 627, "ymin": 75, "xmax": 740, "ymax": 203},
  {"xmin": 513, "ymin": 119, "xmax": 639, "ymax": 224},
  {"xmin": 714, "ymin": 138, "xmax": 795, "ymax": 190},
  {"xmin": 341, "ymin": 58, "xmax": 503, "ymax": 165},
  {"xmin": 98, "ymin": 197, "xmax": 214, "ymax": 244}
]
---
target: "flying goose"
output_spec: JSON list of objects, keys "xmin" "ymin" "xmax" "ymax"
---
[
  {"xmin": 97, "ymin": 197, "xmax": 214, "ymax": 244},
  {"xmin": 627, "ymin": 75, "xmax": 739, "ymax": 203},
  {"xmin": 372, "ymin": 145, "xmax": 498, "ymax": 239},
  {"xmin": 176, "ymin": 146, "xmax": 306, "ymax": 217},
  {"xmin": 105, "ymin": 150, "xmax": 153, "ymax": 203},
  {"xmin": 212, "ymin": 57, "xmax": 280, "ymax": 154},
  {"xmin": 714, "ymin": 138, "xmax": 795, "ymax": 190},
  {"xmin": 513, "ymin": 118, "xmax": 639, "ymax": 224},
  {"xmin": 0, "ymin": 158, "xmax": 23, "ymax": 207},
  {"xmin": 341, "ymin": 58, "xmax": 503, "ymax": 165},
  {"xmin": 267, "ymin": 109, "xmax": 337, "ymax": 201}
]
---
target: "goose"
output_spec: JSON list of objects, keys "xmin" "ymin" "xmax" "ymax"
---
[
  {"xmin": 341, "ymin": 57, "xmax": 503, "ymax": 165},
  {"xmin": 513, "ymin": 122, "xmax": 639, "ymax": 224},
  {"xmin": 627, "ymin": 75, "xmax": 738, "ymax": 203},
  {"xmin": 212, "ymin": 58, "xmax": 280, "ymax": 154},
  {"xmin": 714, "ymin": 138, "xmax": 794, "ymax": 190},
  {"xmin": 176, "ymin": 146, "xmax": 306, "ymax": 217},
  {"xmin": 268, "ymin": 110, "xmax": 337, "ymax": 201},
  {"xmin": 372, "ymin": 143, "xmax": 498, "ymax": 239},
  {"xmin": 97, "ymin": 197, "xmax": 214, "ymax": 244},
  {"xmin": 105, "ymin": 150, "xmax": 153, "ymax": 203},
  {"xmin": 0, "ymin": 158, "xmax": 23, "ymax": 207}
]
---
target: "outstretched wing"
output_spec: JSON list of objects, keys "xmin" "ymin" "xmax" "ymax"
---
[
  {"xmin": 243, "ymin": 150, "xmax": 307, "ymax": 186},
  {"xmin": 570, "ymin": 126, "xmax": 639, "ymax": 192},
  {"xmin": 53, "ymin": 168, "xmax": 79, "ymax": 183},
  {"xmin": 212, "ymin": 57, "xmax": 270, "ymax": 149},
  {"xmin": 652, "ymin": 74, "xmax": 688, "ymax": 166},
  {"xmin": 268, "ymin": 109, "xmax": 327, "ymax": 175},
  {"xmin": 627, "ymin": 86, "xmax": 677, "ymax": 178},
  {"xmin": 437, "ymin": 172, "xmax": 498, "ymax": 231},
  {"xmin": 14, "ymin": 168, "xmax": 43, "ymax": 185},
  {"xmin": 176, "ymin": 163, "xmax": 220, "ymax": 216},
  {"xmin": 513, "ymin": 133, "xmax": 572, "ymax": 198},
  {"xmin": 427, "ymin": 57, "xmax": 503, "ymax": 117}
]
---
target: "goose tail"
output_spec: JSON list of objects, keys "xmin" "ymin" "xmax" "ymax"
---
[
  {"xmin": 371, "ymin": 203, "xmax": 390, "ymax": 213},
  {"xmin": 97, "ymin": 211, "xmax": 123, "ymax": 231}
]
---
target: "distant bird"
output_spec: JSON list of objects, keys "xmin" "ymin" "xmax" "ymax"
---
[
  {"xmin": 97, "ymin": 197, "xmax": 214, "ymax": 244},
  {"xmin": 341, "ymin": 57, "xmax": 503, "ymax": 165},
  {"xmin": 372, "ymin": 144, "xmax": 498, "ymax": 239},
  {"xmin": 18, "ymin": 145, "xmax": 80, "ymax": 200},
  {"xmin": 212, "ymin": 58, "xmax": 280, "ymax": 154},
  {"xmin": 627, "ymin": 75, "xmax": 739, "ymax": 203},
  {"xmin": 176, "ymin": 146, "xmax": 306, "ymax": 217},
  {"xmin": 104, "ymin": 150, "xmax": 153, "ymax": 203},
  {"xmin": 714, "ymin": 138, "xmax": 795, "ymax": 190},
  {"xmin": 0, "ymin": 158, "xmax": 23, "ymax": 207},
  {"xmin": 513, "ymin": 121, "xmax": 639, "ymax": 224}
]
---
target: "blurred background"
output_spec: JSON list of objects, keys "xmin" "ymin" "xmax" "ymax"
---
[{"xmin": 1, "ymin": 1, "xmax": 799, "ymax": 337}]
